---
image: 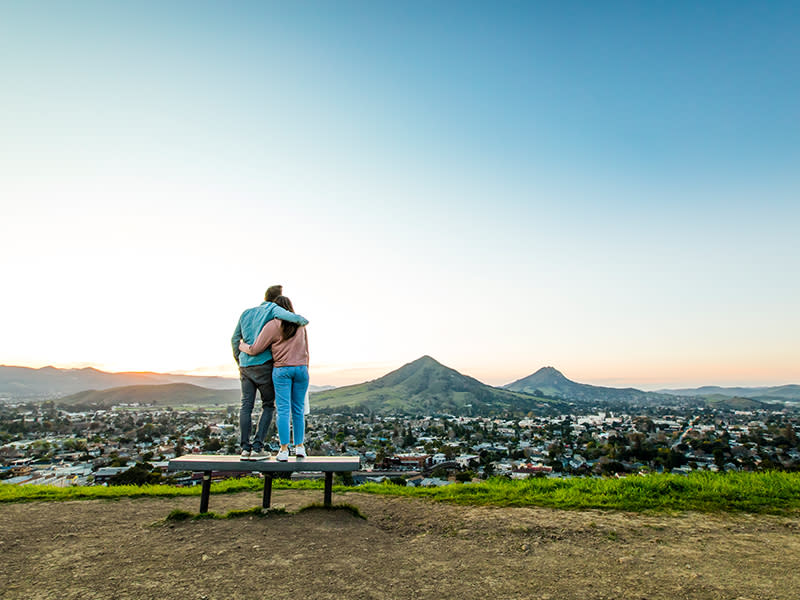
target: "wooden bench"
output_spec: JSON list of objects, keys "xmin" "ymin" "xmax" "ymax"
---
[{"xmin": 167, "ymin": 454, "xmax": 360, "ymax": 513}]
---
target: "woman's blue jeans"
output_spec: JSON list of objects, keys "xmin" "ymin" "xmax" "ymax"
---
[{"xmin": 272, "ymin": 365, "xmax": 309, "ymax": 446}]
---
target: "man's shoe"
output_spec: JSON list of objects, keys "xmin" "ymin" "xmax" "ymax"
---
[
  {"xmin": 276, "ymin": 449, "xmax": 289, "ymax": 462},
  {"xmin": 294, "ymin": 445, "xmax": 306, "ymax": 458},
  {"xmin": 250, "ymin": 449, "xmax": 269, "ymax": 461},
  {"xmin": 240, "ymin": 450, "xmax": 251, "ymax": 460}
]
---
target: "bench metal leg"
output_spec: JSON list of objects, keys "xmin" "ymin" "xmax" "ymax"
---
[
  {"xmin": 262, "ymin": 473, "xmax": 273, "ymax": 509},
  {"xmin": 324, "ymin": 472, "xmax": 333, "ymax": 507},
  {"xmin": 200, "ymin": 471, "xmax": 212, "ymax": 513}
]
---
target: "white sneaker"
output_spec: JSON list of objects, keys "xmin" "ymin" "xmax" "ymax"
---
[
  {"xmin": 294, "ymin": 445, "xmax": 306, "ymax": 458},
  {"xmin": 276, "ymin": 448, "xmax": 289, "ymax": 462},
  {"xmin": 240, "ymin": 450, "xmax": 251, "ymax": 460}
]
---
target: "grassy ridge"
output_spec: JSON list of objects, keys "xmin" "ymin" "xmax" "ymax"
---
[
  {"xmin": 355, "ymin": 471, "xmax": 800, "ymax": 514},
  {"xmin": 1, "ymin": 472, "xmax": 798, "ymax": 514}
]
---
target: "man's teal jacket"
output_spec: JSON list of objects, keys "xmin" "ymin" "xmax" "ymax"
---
[{"xmin": 231, "ymin": 302, "xmax": 309, "ymax": 367}]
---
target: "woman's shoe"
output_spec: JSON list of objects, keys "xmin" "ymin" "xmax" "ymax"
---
[
  {"xmin": 276, "ymin": 448, "xmax": 289, "ymax": 462},
  {"xmin": 295, "ymin": 445, "xmax": 306, "ymax": 458}
]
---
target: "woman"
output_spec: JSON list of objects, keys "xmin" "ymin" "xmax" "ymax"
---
[{"xmin": 239, "ymin": 295, "xmax": 309, "ymax": 461}]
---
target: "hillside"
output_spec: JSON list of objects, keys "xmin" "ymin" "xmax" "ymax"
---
[
  {"xmin": 55, "ymin": 383, "xmax": 240, "ymax": 410},
  {"xmin": 310, "ymin": 356, "xmax": 565, "ymax": 415},
  {"xmin": 505, "ymin": 366, "xmax": 671, "ymax": 404}
]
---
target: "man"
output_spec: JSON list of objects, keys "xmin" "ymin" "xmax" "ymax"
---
[{"xmin": 231, "ymin": 284, "xmax": 309, "ymax": 460}]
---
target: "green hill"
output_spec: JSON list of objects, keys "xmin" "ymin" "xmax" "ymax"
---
[
  {"xmin": 56, "ymin": 383, "xmax": 240, "ymax": 410},
  {"xmin": 310, "ymin": 356, "xmax": 566, "ymax": 416},
  {"xmin": 505, "ymin": 366, "xmax": 670, "ymax": 404}
]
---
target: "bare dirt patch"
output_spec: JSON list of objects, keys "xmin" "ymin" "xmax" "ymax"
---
[{"xmin": 1, "ymin": 489, "xmax": 798, "ymax": 600}]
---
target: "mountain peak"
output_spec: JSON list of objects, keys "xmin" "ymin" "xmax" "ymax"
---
[
  {"xmin": 504, "ymin": 366, "xmax": 574, "ymax": 392},
  {"xmin": 411, "ymin": 355, "xmax": 441, "ymax": 366},
  {"xmin": 533, "ymin": 366, "xmax": 564, "ymax": 376},
  {"xmin": 527, "ymin": 366, "xmax": 571, "ymax": 383},
  {"xmin": 380, "ymin": 355, "xmax": 450, "ymax": 382}
]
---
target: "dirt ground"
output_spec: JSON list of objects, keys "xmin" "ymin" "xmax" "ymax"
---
[{"xmin": 1, "ymin": 488, "xmax": 798, "ymax": 600}]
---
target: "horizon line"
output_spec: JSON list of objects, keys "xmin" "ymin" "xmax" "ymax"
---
[{"xmin": 2, "ymin": 360, "xmax": 797, "ymax": 392}]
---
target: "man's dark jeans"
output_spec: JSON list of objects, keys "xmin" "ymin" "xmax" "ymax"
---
[{"xmin": 239, "ymin": 361, "xmax": 275, "ymax": 452}]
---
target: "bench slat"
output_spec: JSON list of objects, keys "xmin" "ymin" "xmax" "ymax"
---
[{"xmin": 168, "ymin": 454, "xmax": 360, "ymax": 474}]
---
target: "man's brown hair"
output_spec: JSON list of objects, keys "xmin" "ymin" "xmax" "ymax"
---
[{"xmin": 265, "ymin": 285, "xmax": 283, "ymax": 302}]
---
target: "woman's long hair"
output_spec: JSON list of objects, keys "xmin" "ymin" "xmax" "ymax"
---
[{"xmin": 273, "ymin": 296, "xmax": 299, "ymax": 340}]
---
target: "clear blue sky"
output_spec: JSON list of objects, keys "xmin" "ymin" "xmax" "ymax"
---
[{"xmin": 1, "ymin": 1, "xmax": 798, "ymax": 388}]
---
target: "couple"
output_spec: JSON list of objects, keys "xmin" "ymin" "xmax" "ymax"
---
[{"xmin": 231, "ymin": 284, "xmax": 309, "ymax": 462}]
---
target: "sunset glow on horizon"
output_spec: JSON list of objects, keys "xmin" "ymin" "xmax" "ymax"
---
[{"xmin": 2, "ymin": 2, "xmax": 799, "ymax": 391}]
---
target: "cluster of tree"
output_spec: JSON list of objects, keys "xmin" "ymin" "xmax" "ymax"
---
[{"xmin": 105, "ymin": 461, "xmax": 178, "ymax": 486}]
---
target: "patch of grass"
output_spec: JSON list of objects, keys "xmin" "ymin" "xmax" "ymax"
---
[
  {"xmin": 224, "ymin": 506, "xmax": 287, "ymax": 518},
  {"xmin": 165, "ymin": 509, "xmax": 193, "ymax": 521},
  {"xmin": 346, "ymin": 471, "xmax": 800, "ymax": 514},
  {"xmin": 261, "ymin": 506, "xmax": 289, "ymax": 517},
  {"xmin": 158, "ymin": 509, "xmax": 222, "ymax": 524},
  {"xmin": 192, "ymin": 511, "xmax": 219, "ymax": 520},
  {"xmin": 296, "ymin": 502, "xmax": 367, "ymax": 520},
  {"xmin": 223, "ymin": 506, "xmax": 264, "ymax": 518}
]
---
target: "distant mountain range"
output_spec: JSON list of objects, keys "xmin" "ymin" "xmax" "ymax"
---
[
  {"xmin": 506, "ymin": 367, "xmax": 799, "ymax": 409},
  {"xmin": 2, "ymin": 361, "xmax": 797, "ymax": 413},
  {"xmin": 658, "ymin": 384, "xmax": 800, "ymax": 403},
  {"xmin": 0, "ymin": 365, "xmax": 333, "ymax": 399},
  {"xmin": 0, "ymin": 365, "xmax": 239, "ymax": 397},
  {"xmin": 310, "ymin": 356, "xmax": 568, "ymax": 415}
]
